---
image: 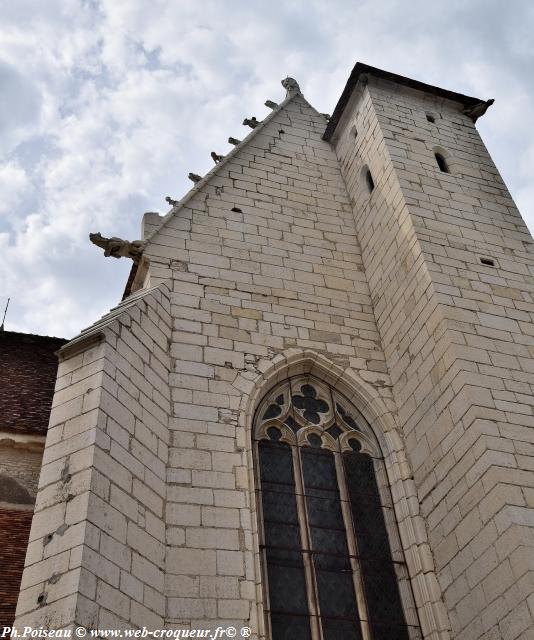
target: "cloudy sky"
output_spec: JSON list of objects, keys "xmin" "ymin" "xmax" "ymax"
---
[{"xmin": 1, "ymin": 0, "xmax": 533, "ymax": 339}]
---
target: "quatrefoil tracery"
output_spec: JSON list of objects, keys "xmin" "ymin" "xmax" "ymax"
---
[{"xmin": 255, "ymin": 376, "xmax": 379, "ymax": 456}]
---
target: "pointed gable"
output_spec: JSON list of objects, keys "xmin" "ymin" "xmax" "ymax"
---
[{"xmin": 138, "ymin": 89, "xmax": 353, "ymax": 301}]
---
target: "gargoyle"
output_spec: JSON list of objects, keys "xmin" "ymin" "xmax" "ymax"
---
[
  {"xmin": 281, "ymin": 77, "xmax": 300, "ymax": 94},
  {"xmin": 242, "ymin": 117, "xmax": 260, "ymax": 129},
  {"xmin": 89, "ymin": 232, "xmax": 146, "ymax": 263},
  {"xmin": 463, "ymin": 99, "xmax": 494, "ymax": 122}
]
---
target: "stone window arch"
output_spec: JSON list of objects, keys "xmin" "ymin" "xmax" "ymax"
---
[
  {"xmin": 253, "ymin": 375, "xmax": 422, "ymax": 640},
  {"xmin": 432, "ymin": 145, "xmax": 458, "ymax": 176}
]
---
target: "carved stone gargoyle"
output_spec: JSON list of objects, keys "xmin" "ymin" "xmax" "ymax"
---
[
  {"xmin": 281, "ymin": 77, "xmax": 300, "ymax": 95},
  {"xmin": 463, "ymin": 99, "xmax": 494, "ymax": 122},
  {"xmin": 89, "ymin": 232, "xmax": 146, "ymax": 263}
]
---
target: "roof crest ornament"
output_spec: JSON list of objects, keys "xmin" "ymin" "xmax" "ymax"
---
[{"xmin": 281, "ymin": 76, "xmax": 300, "ymax": 96}]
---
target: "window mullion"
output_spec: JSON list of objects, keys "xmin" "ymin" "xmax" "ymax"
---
[
  {"xmin": 292, "ymin": 443, "xmax": 323, "ymax": 640},
  {"xmin": 334, "ymin": 449, "xmax": 372, "ymax": 640}
]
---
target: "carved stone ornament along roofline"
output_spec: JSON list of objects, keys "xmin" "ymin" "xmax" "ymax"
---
[{"xmin": 89, "ymin": 232, "xmax": 146, "ymax": 263}]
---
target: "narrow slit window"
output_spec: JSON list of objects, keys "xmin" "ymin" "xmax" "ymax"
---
[
  {"xmin": 435, "ymin": 153, "xmax": 449, "ymax": 173},
  {"xmin": 480, "ymin": 257, "xmax": 495, "ymax": 267},
  {"xmin": 254, "ymin": 377, "xmax": 422, "ymax": 640},
  {"xmin": 426, "ymin": 114, "xmax": 435, "ymax": 123},
  {"xmin": 365, "ymin": 169, "xmax": 375, "ymax": 193}
]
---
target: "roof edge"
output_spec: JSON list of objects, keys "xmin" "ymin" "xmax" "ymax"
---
[
  {"xmin": 57, "ymin": 331, "xmax": 104, "ymax": 362},
  {"xmin": 58, "ymin": 283, "xmax": 170, "ymax": 361},
  {"xmin": 323, "ymin": 62, "xmax": 486, "ymax": 142}
]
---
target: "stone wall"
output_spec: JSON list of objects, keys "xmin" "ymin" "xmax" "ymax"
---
[
  {"xmin": 16, "ymin": 74, "xmax": 531, "ymax": 639},
  {"xmin": 14, "ymin": 285, "xmax": 172, "ymax": 631},
  {"xmin": 333, "ymin": 75, "xmax": 534, "ymax": 639},
  {"xmin": 0, "ymin": 445, "xmax": 43, "ymax": 501},
  {"xmin": 142, "ymin": 92, "xmax": 446, "ymax": 636}
]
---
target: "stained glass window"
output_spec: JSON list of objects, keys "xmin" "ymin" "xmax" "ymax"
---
[{"xmin": 253, "ymin": 376, "xmax": 422, "ymax": 640}]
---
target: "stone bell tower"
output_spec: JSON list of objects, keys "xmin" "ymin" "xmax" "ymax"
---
[
  {"xmin": 13, "ymin": 64, "xmax": 534, "ymax": 640},
  {"xmin": 325, "ymin": 64, "xmax": 534, "ymax": 639}
]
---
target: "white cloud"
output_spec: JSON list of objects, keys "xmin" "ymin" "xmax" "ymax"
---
[
  {"xmin": 0, "ymin": 0, "xmax": 533, "ymax": 337},
  {"xmin": 0, "ymin": 161, "xmax": 29, "ymax": 217}
]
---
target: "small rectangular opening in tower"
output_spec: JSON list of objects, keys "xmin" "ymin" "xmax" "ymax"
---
[{"xmin": 480, "ymin": 257, "xmax": 495, "ymax": 267}]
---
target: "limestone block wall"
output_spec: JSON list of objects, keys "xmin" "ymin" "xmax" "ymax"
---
[
  {"xmin": 0, "ymin": 443, "xmax": 43, "ymax": 503},
  {"xmin": 143, "ymin": 92, "xmax": 447, "ymax": 636},
  {"xmin": 15, "ymin": 86, "xmax": 453, "ymax": 639},
  {"xmin": 14, "ymin": 285, "xmax": 172, "ymax": 632},
  {"xmin": 333, "ymin": 76, "xmax": 534, "ymax": 639}
]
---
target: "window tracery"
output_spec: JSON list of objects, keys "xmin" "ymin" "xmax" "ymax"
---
[{"xmin": 253, "ymin": 376, "xmax": 422, "ymax": 640}]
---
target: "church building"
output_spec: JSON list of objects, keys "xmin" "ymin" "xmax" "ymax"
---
[{"xmin": 12, "ymin": 62, "xmax": 534, "ymax": 640}]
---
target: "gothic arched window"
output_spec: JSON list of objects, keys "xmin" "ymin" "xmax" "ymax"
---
[{"xmin": 253, "ymin": 376, "xmax": 422, "ymax": 640}]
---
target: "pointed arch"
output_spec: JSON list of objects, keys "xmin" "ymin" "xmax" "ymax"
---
[{"xmin": 234, "ymin": 349, "xmax": 450, "ymax": 640}]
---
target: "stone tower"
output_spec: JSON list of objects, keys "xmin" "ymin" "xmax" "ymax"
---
[{"xmin": 13, "ymin": 63, "xmax": 534, "ymax": 640}]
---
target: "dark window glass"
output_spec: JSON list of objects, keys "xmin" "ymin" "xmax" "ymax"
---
[
  {"xmin": 285, "ymin": 415, "xmax": 300, "ymax": 432},
  {"xmin": 326, "ymin": 424, "xmax": 343, "ymax": 439},
  {"xmin": 302, "ymin": 447, "xmax": 361, "ymax": 634},
  {"xmin": 344, "ymin": 451, "xmax": 409, "ymax": 635},
  {"xmin": 258, "ymin": 440, "xmax": 310, "ymax": 630},
  {"xmin": 270, "ymin": 614, "xmax": 312, "ymax": 640},
  {"xmin": 322, "ymin": 618, "xmax": 363, "ymax": 640},
  {"xmin": 266, "ymin": 553, "xmax": 309, "ymax": 614},
  {"xmin": 255, "ymin": 379, "xmax": 421, "ymax": 640}
]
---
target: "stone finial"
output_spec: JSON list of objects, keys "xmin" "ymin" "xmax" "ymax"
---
[
  {"xmin": 188, "ymin": 173, "xmax": 202, "ymax": 183},
  {"xmin": 242, "ymin": 117, "xmax": 260, "ymax": 129},
  {"xmin": 281, "ymin": 77, "xmax": 300, "ymax": 95},
  {"xmin": 463, "ymin": 99, "xmax": 494, "ymax": 121},
  {"xmin": 265, "ymin": 100, "xmax": 278, "ymax": 109},
  {"xmin": 211, "ymin": 152, "xmax": 224, "ymax": 164},
  {"xmin": 89, "ymin": 232, "xmax": 146, "ymax": 262},
  {"xmin": 228, "ymin": 137, "xmax": 241, "ymax": 146},
  {"xmin": 166, "ymin": 196, "xmax": 178, "ymax": 206},
  {"xmin": 321, "ymin": 113, "xmax": 331, "ymax": 121}
]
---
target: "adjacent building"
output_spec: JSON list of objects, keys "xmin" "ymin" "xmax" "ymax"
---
[{"xmin": 0, "ymin": 331, "xmax": 66, "ymax": 626}]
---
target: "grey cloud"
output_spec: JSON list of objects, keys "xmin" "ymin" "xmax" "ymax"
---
[{"xmin": 0, "ymin": 0, "xmax": 533, "ymax": 338}]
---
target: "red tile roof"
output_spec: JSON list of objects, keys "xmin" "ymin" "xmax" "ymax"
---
[
  {"xmin": 0, "ymin": 331, "xmax": 67, "ymax": 435},
  {"xmin": 0, "ymin": 508, "xmax": 34, "ymax": 626}
]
